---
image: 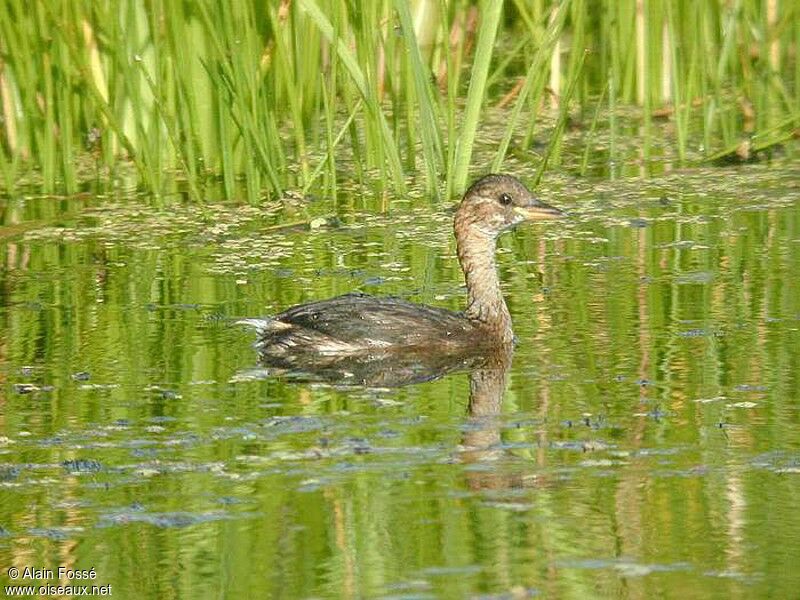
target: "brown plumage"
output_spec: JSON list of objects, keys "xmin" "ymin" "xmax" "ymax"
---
[{"xmin": 246, "ymin": 174, "xmax": 563, "ymax": 375}]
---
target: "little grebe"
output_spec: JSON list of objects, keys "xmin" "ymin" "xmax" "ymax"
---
[{"xmin": 250, "ymin": 174, "xmax": 562, "ymax": 363}]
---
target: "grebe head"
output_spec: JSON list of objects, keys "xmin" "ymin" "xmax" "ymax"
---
[{"xmin": 455, "ymin": 174, "xmax": 563, "ymax": 238}]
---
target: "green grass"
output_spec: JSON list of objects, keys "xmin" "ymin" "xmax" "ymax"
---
[{"xmin": 0, "ymin": 0, "xmax": 797, "ymax": 200}]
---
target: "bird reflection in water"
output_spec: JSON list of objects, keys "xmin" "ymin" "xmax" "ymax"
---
[{"xmin": 240, "ymin": 174, "xmax": 563, "ymax": 489}]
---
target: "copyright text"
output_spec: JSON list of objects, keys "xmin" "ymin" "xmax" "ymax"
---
[{"xmin": 5, "ymin": 566, "xmax": 111, "ymax": 597}]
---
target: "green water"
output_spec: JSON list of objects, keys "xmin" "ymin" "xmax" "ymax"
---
[{"xmin": 1, "ymin": 163, "xmax": 799, "ymax": 598}]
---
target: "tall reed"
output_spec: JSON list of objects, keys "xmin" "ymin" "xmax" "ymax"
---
[{"xmin": 0, "ymin": 0, "xmax": 796, "ymax": 200}]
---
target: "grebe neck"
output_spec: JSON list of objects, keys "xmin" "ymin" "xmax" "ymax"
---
[{"xmin": 455, "ymin": 224, "xmax": 513, "ymax": 343}]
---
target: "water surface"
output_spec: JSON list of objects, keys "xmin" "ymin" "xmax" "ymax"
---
[{"xmin": 1, "ymin": 163, "xmax": 799, "ymax": 598}]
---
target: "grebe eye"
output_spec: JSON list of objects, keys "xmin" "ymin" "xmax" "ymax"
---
[{"xmin": 498, "ymin": 192, "xmax": 512, "ymax": 206}]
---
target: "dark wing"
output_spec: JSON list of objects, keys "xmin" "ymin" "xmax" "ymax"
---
[{"xmin": 263, "ymin": 293, "xmax": 475, "ymax": 351}]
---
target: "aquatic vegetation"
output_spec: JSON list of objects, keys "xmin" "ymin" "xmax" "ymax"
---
[{"xmin": 0, "ymin": 1, "xmax": 796, "ymax": 200}]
